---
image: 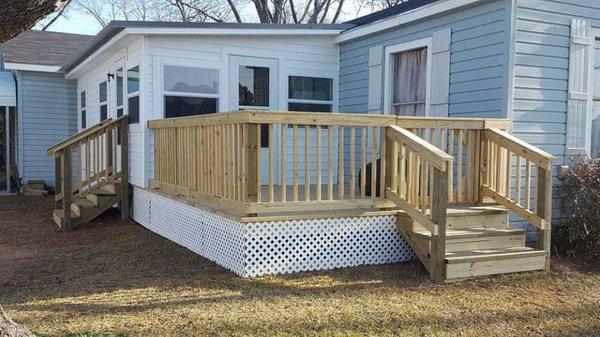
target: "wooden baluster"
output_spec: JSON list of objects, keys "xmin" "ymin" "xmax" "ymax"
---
[
  {"xmin": 515, "ymin": 156, "xmax": 522, "ymax": 205},
  {"xmin": 350, "ymin": 126, "xmax": 356, "ymax": 200},
  {"xmin": 506, "ymin": 150, "xmax": 512, "ymax": 199},
  {"xmin": 316, "ymin": 125, "xmax": 321, "ymax": 201},
  {"xmin": 305, "ymin": 125, "xmax": 311, "ymax": 201},
  {"xmin": 86, "ymin": 139, "xmax": 91, "ymax": 193},
  {"xmin": 240, "ymin": 124, "xmax": 246, "ymax": 201},
  {"xmin": 399, "ymin": 145, "xmax": 406, "ymax": 198},
  {"xmin": 361, "ymin": 126, "xmax": 367, "ymax": 198},
  {"xmin": 245, "ymin": 124, "xmax": 259, "ymax": 203},
  {"xmin": 420, "ymin": 160, "xmax": 428, "ymax": 213},
  {"xmin": 76, "ymin": 140, "xmax": 81, "ymax": 197},
  {"xmin": 414, "ymin": 157, "xmax": 421, "ymax": 210},
  {"xmin": 269, "ymin": 124, "xmax": 275, "ymax": 202},
  {"xmin": 525, "ymin": 159, "xmax": 531, "ymax": 211},
  {"xmin": 496, "ymin": 144, "xmax": 503, "ymax": 195},
  {"xmin": 380, "ymin": 127, "xmax": 387, "ymax": 199},
  {"xmin": 370, "ymin": 126, "xmax": 377, "ymax": 198},
  {"xmin": 478, "ymin": 137, "xmax": 489, "ymax": 205},
  {"xmin": 293, "ymin": 125, "xmax": 299, "ymax": 202},
  {"xmin": 339, "ymin": 126, "xmax": 345, "ymax": 199},
  {"xmin": 255, "ymin": 124, "xmax": 261, "ymax": 203},
  {"xmin": 280, "ymin": 124, "xmax": 287, "ymax": 202},
  {"xmin": 389, "ymin": 136, "xmax": 399, "ymax": 193},
  {"xmin": 447, "ymin": 129, "xmax": 454, "ymax": 203},
  {"xmin": 457, "ymin": 129, "xmax": 464, "ymax": 203},
  {"xmin": 328, "ymin": 125, "xmax": 334, "ymax": 200}
]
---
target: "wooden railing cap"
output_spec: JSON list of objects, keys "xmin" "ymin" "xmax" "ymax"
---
[{"xmin": 485, "ymin": 128, "xmax": 557, "ymax": 169}]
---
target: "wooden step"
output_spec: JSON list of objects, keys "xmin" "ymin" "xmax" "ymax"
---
[
  {"xmin": 86, "ymin": 185, "xmax": 117, "ymax": 204},
  {"xmin": 412, "ymin": 227, "xmax": 526, "ymax": 252},
  {"xmin": 446, "ymin": 205, "xmax": 508, "ymax": 229},
  {"xmin": 445, "ymin": 247, "xmax": 546, "ymax": 280},
  {"xmin": 52, "ymin": 209, "xmax": 81, "ymax": 229},
  {"xmin": 71, "ymin": 198, "xmax": 97, "ymax": 217},
  {"xmin": 94, "ymin": 184, "xmax": 117, "ymax": 195}
]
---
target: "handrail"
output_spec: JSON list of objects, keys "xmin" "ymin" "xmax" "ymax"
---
[
  {"xmin": 484, "ymin": 128, "xmax": 555, "ymax": 170},
  {"xmin": 386, "ymin": 125, "xmax": 453, "ymax": 171},
  {"xmin": 148, "ymin": 110, "xmax": 511, "ymax": 130},
  {"xmin": 46, "ymin": 116, "xmax": 128, "ymax": 156}
]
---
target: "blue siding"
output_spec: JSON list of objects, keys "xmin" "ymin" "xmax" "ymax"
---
[
  {"xmin": 18, "ymin": 71, "xmax": 77, "ymax": 187},
  {"xmin": 339, "ymin": 0, "xmax": 511, "ymax": 118}
]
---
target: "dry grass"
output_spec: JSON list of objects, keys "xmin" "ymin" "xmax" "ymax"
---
[{"xmin": 1, "ymin": 195, "xmax": 599, "ymax": 337}]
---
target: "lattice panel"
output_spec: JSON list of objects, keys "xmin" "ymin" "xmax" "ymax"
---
[
  {"xmin": 132, "ymin": 188, "xmax": 246, "ymax": 276},
  {"xmin": 132, "ymin": 188, "xmax": 415, "ymax": 278},
  {"xmin": 244, "ymin": 217, "xmax": 414, "ymax": 277}
]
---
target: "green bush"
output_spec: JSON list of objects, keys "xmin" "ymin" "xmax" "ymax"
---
[{"xmin": 555, "ymin": 157, "xmax": 600, "ymax": 259}]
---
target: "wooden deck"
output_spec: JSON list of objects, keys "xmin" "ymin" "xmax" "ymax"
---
[{"xmin": 48, "ymin": 110, "xmax": 557, "ymax": 283}]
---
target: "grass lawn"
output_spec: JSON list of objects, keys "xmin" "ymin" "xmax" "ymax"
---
[{"xmin": 1, "ymin": 195, "xmax": 599, "ymax": 336}]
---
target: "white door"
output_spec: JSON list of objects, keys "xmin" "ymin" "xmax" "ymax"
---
[
  {"xmin": 592, "ymin": 39, "xmax": 600, "ymax": 157},
  {"xmin": 229, "ymin": 55, "xmax": 279, "ymax": 184}
]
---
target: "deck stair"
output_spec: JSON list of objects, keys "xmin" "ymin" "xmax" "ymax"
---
[
  {"xmin": 46, "ymin": 116, "xmax": 129, "ymax": 231},
  {"xmin": 397, "ymin": 206, "xmax": 547, "ymax": 282}
]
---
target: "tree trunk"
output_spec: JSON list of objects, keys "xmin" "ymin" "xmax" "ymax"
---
[
  {"xmin": 0, "ymin": 305, "xmax": 35, "ymax": 337},
  {"xmin": 0, "ymin": 0, "xmax": 68, "ymax": 43}
]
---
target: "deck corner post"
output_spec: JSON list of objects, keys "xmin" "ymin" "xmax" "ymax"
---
[
  {"xmin": 60, "ymin": 147, "xmax": 72, "ymax": 230},
  {"xmin": 430, "ymin": 166, "xmax": 448, "ymax": 283},
  {"xmin": 536, "ymin": 165, "xmax": 552, "ymax": 271},
  {"xmin": 119, "ymin": 118, "xmax": 130, "ymax": 220}
]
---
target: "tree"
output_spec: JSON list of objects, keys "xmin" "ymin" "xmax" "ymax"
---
[
  {"xmin": 74, "ymin": 0, "xmax": 182, "ymax": 27},
  {"xmin": 0, "ymin": 0, "xmax": 70, "ymax": 43},
  {"xmin": 357, "ymin": 0, "xmax": 406, "ymax": 12}
]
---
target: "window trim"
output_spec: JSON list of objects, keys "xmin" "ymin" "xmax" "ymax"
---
[
  {"xmin": 79, "ymin": 88, "xmax": 87, "ymax": 129},
  {"xmin": 99, "ymin": 80, "xmax": 108, "ymax": 121},
  {"xmin": 127, "ymin": 65, "xmax": 140, "ymax": 124},
  {"xmin": 115, "ymin": 62, "xmax": 125, "ymax": 117},
  {"xmin": 383, "ymin": 37, "xmax": 433, "ymax": 116},
  {"xmin": 161, "ymin": 64, "xmax": 220, "ymax": 118},
  {"xmin": 286, "ymin": 74, "xmax": 335, "ymax": 112}
]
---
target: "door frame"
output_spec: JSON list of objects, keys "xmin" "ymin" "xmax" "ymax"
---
[{"xmin": 228, "ymin": 55, "xmax": 280, "ymax": 184}]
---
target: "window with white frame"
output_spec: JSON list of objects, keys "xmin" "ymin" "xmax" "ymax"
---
[
  {"xmin": 127, "ymin": 65, "xmax": 140, "ymax": 124},
  {"xmin": 287, "ymin": 76, "xmax": 333, "ymax": 112},
  {"xmin": 391, "ymin": 47, "xmax": 428, "ymax": 116},
  {"xmin": 116, "ymin": 67, "xmax": 124, "ymax": 117},
  {"xmin": 99, "ymin": 81, "xmax": 108, "ymax": 121},
  {"xmin": 80, "ymin": 90, "xmax": 86, "ymax": 129},
  {"xmin": 163, "ymin": 65, "xmax": 219, "ymax": 118}
]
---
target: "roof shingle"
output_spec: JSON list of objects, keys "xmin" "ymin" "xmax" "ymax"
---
[{"xmin": 0, "ymin": 30, "xmax": 96, "ymax": 67}]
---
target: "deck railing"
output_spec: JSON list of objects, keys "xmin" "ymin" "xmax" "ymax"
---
[{"xmin": 46, "ymin": 116, "xmax": 129, "ymax": 228}]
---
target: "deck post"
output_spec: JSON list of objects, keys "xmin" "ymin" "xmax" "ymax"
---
[
  {"xmin": 60, "ymin": 147, "xmax": 72, "ymax": 230},
  {"xmin": 55, "ymin": 155, "xmax": 62, "ymax": 200},
  {"xmin": 477, "ymin": 132, "xmax": 488, "ymax": 205},
  {"xmin": 119, "ymin": 118, "xmax": 130, "ymax": 220},
  {"xmin": 430, "ymin": 166, "xmax": 448, "ymax": 283},
  {"xmin": 245, "ymin": 123, "xmax": 259, "ymax": 203},
  {"xmin": 536, "ymin": 165, "xmax": 552, "ymax": 271}
]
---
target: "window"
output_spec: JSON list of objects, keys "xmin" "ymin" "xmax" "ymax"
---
[
  {"xmin": 116, "ymin": 67, "xmax": 124, "ymax": 117},
  {"xmin": 288, "ymin": 76, "xmax": 333, "ymax": 112},
  {"xmin": 127, "ymin": 65, "xmax": 140, "ymax": 124},
  {"xmin": 239, "ymin": 66, "xmax": 269, "ymax": 107},
  {"xmin": 163, "ymin": 65, "xmax": 219, "ymax": 118},
  {"xmin": 99, "ymin": 81, "xmax": 108, "ymax": 121},
  {"xmin": 80, "ymin": 90, "xmax": 86, "ymax": 129},
  {"xmin": 391, "ymin": 47, "xmax": 428, "ymax": 116}
]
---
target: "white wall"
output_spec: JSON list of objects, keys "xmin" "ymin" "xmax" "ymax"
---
[
  {"xmin": 76, "ymin": 37, "xmax": 146, "ymax": 187},
  {"xmin": 145, "ymin": 35, "xmax": 340, "ymax": 185}
]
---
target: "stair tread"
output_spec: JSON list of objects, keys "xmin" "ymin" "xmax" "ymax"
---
[
  {"xmin": 53, "ymin": 208, "xmax": 81, "ymax": 219},
  {"xmin": 93, "ymin": 185, "xmax": 117, "ymax": 196},
  {"xmin": 413, "ymin": 227, "xmax": 525, "ymax": 239},
  {"xmin": 445, "ymin": 246, "xmax": 546, "ymax": 263},
  {"xmin": 73, "ymin": 198, "xmax": 97, "ymax": 208},
  {"xmin": 446, "ymin": 205, "xmax": 508, "ymax": 217}
]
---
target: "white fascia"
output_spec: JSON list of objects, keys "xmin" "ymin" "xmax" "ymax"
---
[{"xmin": 4, "ymin": 63, "xmax": 61, "ymax": 73}]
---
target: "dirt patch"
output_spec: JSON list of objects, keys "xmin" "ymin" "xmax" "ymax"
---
[{"xmin": 0, "ymin": 195, "xmax": 599, "ymax": 336}]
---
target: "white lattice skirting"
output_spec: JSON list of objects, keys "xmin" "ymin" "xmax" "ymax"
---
[{"xmin": 133, "ymin": 187, "xmax": 415, "ymax": 277}]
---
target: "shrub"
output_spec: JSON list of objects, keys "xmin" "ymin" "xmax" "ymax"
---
[{"xmin": 555, "ymin": 157, "xmax": 600, "ymax": 260}]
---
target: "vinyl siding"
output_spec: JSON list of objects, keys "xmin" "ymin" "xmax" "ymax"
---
[
  {"xmin": 17, "ymin": 70, "xmax": 77, "ymax": 187},
  {"xmin": 339, "ymin": 0, "xmax": 511, "ymax": 117},
  {"xmin": 513, "ymin": 0, "xmax": 600, "ymax": 223}
]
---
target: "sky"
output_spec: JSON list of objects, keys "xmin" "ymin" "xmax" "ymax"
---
[{"xmin": 35, "ymin": 1, "xmax": 371, "ymax": 36}]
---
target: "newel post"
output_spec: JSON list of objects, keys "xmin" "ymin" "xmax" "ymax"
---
[
  {"xmin": 536, "ymin": 165, "xmax": 553, "ymax": 271},
  {"xmin": 430, "ymin": 165, "xmax": 448, "ymax": 283},
  {"xmin": 60, "ymin": 147, "xmax": 72, "ymax": 230},
  {"xmin": 119, "ymin": 118, "xmax": 130, "ymax": 220}
]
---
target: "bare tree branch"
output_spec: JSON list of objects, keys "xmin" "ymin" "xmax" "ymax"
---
[{"xmin": 41, "ymin": 0, "xmax": 72, "ymax": 30}]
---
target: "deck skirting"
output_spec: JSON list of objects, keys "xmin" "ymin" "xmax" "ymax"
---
[{"xmin": 133, "ymin": 187, "xmax": 415, "ymax": 277}]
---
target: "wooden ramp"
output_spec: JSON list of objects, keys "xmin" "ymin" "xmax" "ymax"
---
[{"xmin": 397, "ymin": 206, "xmax": 547, "ymax": 282}]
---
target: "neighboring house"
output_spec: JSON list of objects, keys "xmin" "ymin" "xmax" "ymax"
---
[
  {"xmin": 0, "ymin": 30, "xmax": 95, "ymax": 190},
  {"xmin": 44, "ymin": 0, "xmax": 600, "ymax": 281}
]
